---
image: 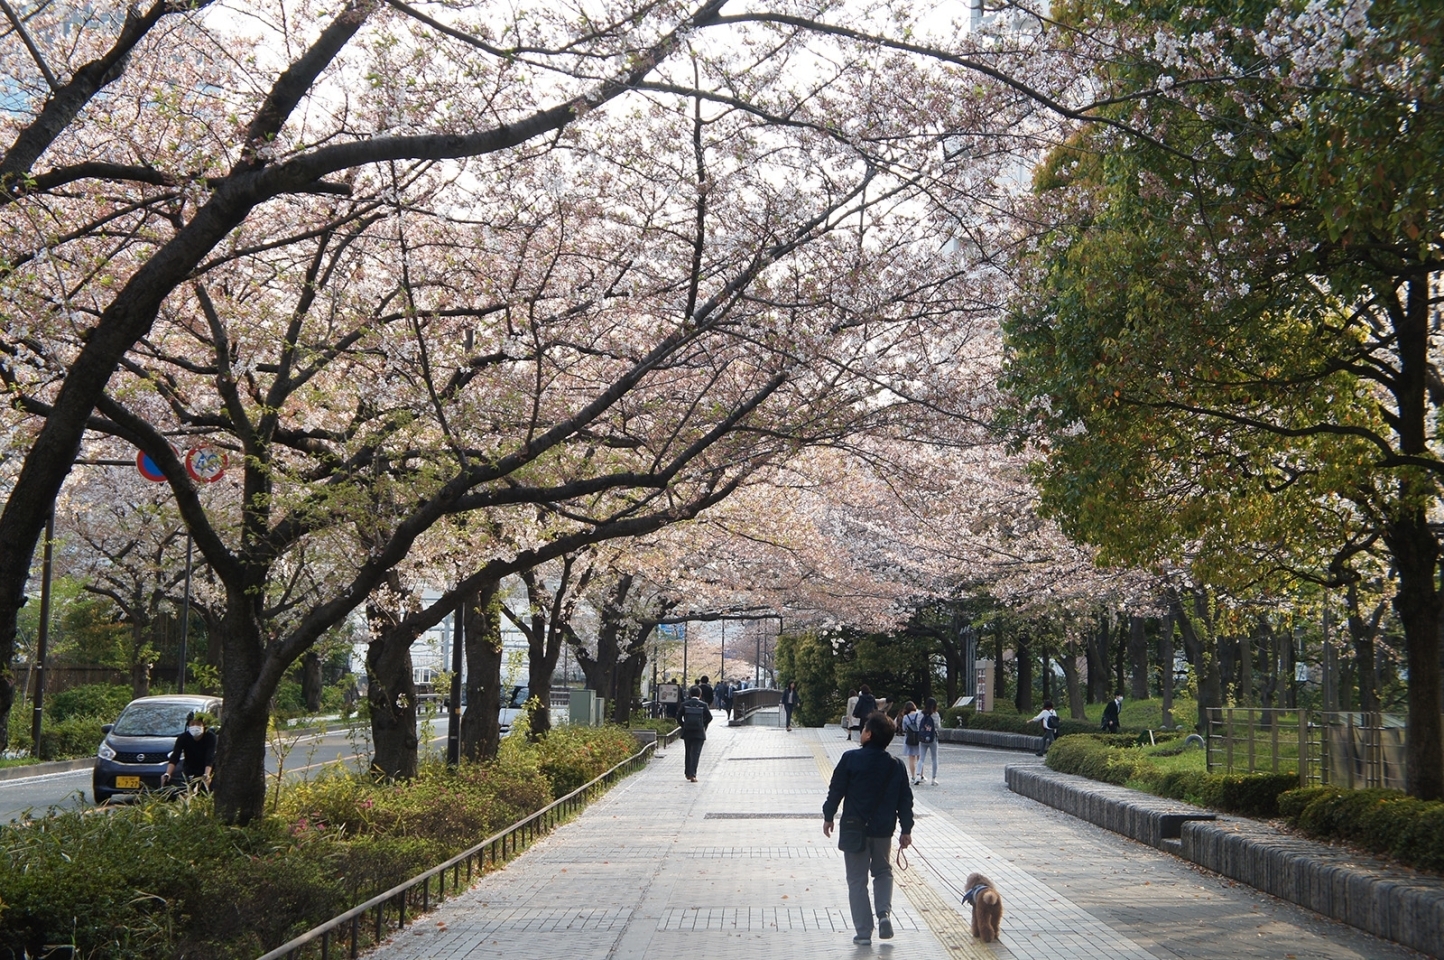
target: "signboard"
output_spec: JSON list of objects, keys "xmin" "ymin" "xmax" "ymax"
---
[
  {"xmin": 135, "ymin": 450, "xmax": 166, "ymax": 482},
  {"xmin": 657, "ymin": 682, "xmax": 680, "ymax": 705},
  {"xmin": 185, "ymin": 444, "xmax": 228, "ymax": 483}
]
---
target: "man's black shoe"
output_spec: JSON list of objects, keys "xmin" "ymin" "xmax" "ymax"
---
[{"xmin": 877, "ymin": 914, "xmax": 893, "ymax": 939}]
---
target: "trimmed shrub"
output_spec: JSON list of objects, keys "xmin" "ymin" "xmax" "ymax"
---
[
  {"xmin": 47, "ymin": 684, "xmax": 133, "ymax": 722},
  {"xmin": 1198, "ymin": 773, "xmax": 1299, "ymax": 817},
  {"xmin": 1045, "ymin": 735, "xmax": 1147, "ymax": 785},
  {"xmin": 1282, "ymin": 786, "xmax": 1444, "ymax": 876}
]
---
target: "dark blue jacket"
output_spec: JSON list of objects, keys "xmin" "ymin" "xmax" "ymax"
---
[{"xmin": 822, "ymin": 742, "xmax": 914, "ymax": 837}]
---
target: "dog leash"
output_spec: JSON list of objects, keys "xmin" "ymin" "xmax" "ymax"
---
[{"xmin": 905, "ymin": 841, "xmax": 972, "ymax": 902}]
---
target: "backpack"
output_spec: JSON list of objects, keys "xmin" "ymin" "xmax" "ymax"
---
[
  {"xmin": 918, "ymin": 712, "xmax": 937, "ymax": 743},
  {"xmin": 1046, "ymin": 713, "xmax": 1060, "ymax": 731},
  {"xmin": 681, "ymin": 700, "xmax": 707, "ymax": 736}
]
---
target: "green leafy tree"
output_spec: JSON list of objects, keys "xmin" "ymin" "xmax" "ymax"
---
[{"xmin": 1004, "ymin": 0, "xmax": 1444, "ymax": 797}]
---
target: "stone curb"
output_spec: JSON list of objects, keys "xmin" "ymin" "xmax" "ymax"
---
[
  {"xmin": 0, "ymin": 757, "xmax": 92, "ymax": 782},
  {"xmin": 1006, "ymin": 764, "xmax": 1444, "ymax": 957},
  {"xmin": 938, "ymin": 726, "xmax": 1041, "ymax": 752},
  {"xmin": 1005, "ymin": 764, "xmax": 1216, "ymax": 847},
  {"xmin": 1181, "ymin": 817, "xmax": 1444, "ymax": 957}
]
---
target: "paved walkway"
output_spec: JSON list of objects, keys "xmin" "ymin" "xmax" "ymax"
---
[{"xmin": 369, "ymin": 724, "xmax": 1426, "ymax": 960}]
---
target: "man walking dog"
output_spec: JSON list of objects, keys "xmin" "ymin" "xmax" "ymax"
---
[{"xmin": 822, "ymin": 710, "xmax": 914, "ymax": 944}]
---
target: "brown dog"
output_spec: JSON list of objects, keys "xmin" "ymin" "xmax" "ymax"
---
[{"xmin": 961, "ymin": 872, "xmax": 1003, "ymax": 942}]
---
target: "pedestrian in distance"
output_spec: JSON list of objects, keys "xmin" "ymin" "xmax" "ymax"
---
[
  {"xmin": 679, "ymin": 685, "xmax": 713, "ymax": 782},
  {"xmin": 915, "ymin": 697, "xmax": 940, "ymax": 784},
  {"xmin": 898, "ymin": 701, "xmax": 921, "ymax": 781},
  {"xmin": 781, "ymin": 680, "xmax": 802, "ymax": 730},
  {"xmin": 698, "ymin": 675, "xmax": 714, "ymax": 708},
  {"xmin": 823, "ymin": 710, "xmax": 914, "ymax": 944},
  {"xmin": 161, "ymin": 711, "xmax": 216, "ymax": 793},
  {"xmin": 850, "ymin": 684, "xmax": 877, "ymax": 740},
  {"xmin": 1101, "ymin": 692, "xmax": 1123, "ymax": 733},
  {"xmin": 1028, "ymin": 700, "xmax": 1060, "ymax": 755}
]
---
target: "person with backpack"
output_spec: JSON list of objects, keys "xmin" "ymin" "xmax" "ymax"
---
[
  {"xmin": 1029, "ymin": 700, "xmax": 1060, "ymax": 756},
  {"xmin": 897, "ymin": 701, "xmax": 921, "ymax": 781},
  {"xmin": 679, "ymin": 685, "xmax": 713, "ymax": 782},
  {"xmin": 915, "ymin": 697, "xmax": 940, "ymax": 785}
]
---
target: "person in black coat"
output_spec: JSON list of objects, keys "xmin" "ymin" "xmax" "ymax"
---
[
  {"xmin": 162, "ymin": 711, "xmax": 217, "ymax": 790},
  {"xmin": 781, "ymin": 681, "xmax": 801, "ymax": 731},
  {"xmin": 678, "ymin": 686, "xmax": 713, "ymax": 782},
  {"xmin": 851, "ymin": 684, "xmax": 877, "ymax": 738},
  {"xmin": 1101, "ymin": 693, "xmax": 1123, "ymax": 733},
  {"xmin": 823, "ymin": 711, "xmax": 914, "ymax": 944}
]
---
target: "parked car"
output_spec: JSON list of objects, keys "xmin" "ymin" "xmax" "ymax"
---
[
  {"xmin": 92, "ymin": 694, "xmax": 223, "ymax": 803},
  {"xmin": 498, "ymin": 685, "xmax": 530, "ymax": 732}
]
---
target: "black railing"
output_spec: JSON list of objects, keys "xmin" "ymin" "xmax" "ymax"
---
[
  {"xmin": 255, "ymin": 743, "xmax": 657, "ymax": 960},
  {"xmin": 727, "ymin": 687, "xmax": 781, "ymax": 725}
]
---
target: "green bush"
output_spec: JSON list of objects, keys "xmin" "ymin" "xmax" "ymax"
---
[
  {"xmin": 1050, "ymin": 735, "xmax": 1298, "ymax": 817},
  {"xmin": 1282, "ymin": 786, "xmax": 1444, "ymax": 875},
  {"xmin": 48, "ymin": 684, "xmax": 133, "ymax": 722},
  {"xmin": 1045, "ymin": 735, "xmax": 1148, "ymax": 785},
  {"xmin": 526, "ymin": 724, "xmax": 638, "ymax": 798},
  {"xmin": 9, "ymin": 714, "xmax": 110, "ymax": 760},
  {"xmin": 941, "ymin": 706, "xmax": 972, "ymax": 728},
  {"xmin": 0, "ymin": 724, "xmax": 646, "ymax": 959}
]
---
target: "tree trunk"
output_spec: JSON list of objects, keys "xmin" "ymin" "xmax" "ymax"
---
[
  {"xmin": 131, "ymin": 660, "xmax": 152, "ymax": 700},
  {"xmin": 1014, "ymin": 632, "xmax": 1033, "ymax": 713},
  {"xmin": 1239, "ymin": 629, "xmax": 1254, "ymax": 707},
  {"xmin": 1384, "ymin": 504, "xmax": 1444, "ymax": 800},
  {"xmin": 460, "ymin": 582, "xmax": 503, "ymax": 762},
  {"xmin": 302, "ymin": 650, "xmax": 323, "ymax": 713},
  {"xmin": 366, "ymin": 617, "xmax": 419, "ymax": 781},
  {"xmin": 212, "ymin": 602, "xmax": 272, "ymax": 825},
  {"xmin": 993, "ymin": 629, "xmax": 1005, "ymax": 703},
  {"xmin": 1173, "ymin": 589, "xmax": 1221, "ymax": 733},
  {"xmin": 1128, "ymin": 615, "xmax": 1149, "ymax": 701},
  {"xmin": 1086, "ymin": 613, "xmax": 1109, "ymax": 703},
  {"xmin": 1060, "ymin": 651, "xmax": 1085, "ymax": 719},
  {"xmin": 1160, "ymin": 612, "xmax": 1175, "ymax": 729},
  {"xmin": 1347, "ymin": 582, "xmax": 1381, "ymax": 713}
]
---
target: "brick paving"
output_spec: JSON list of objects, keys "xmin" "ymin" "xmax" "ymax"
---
[{"xmin": 367, "ymin": 723, "xmax": 1426, "ymax": 960}]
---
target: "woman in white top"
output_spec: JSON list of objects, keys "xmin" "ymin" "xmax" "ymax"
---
[
  {"xmin": 898, "ymin": 701, "xmax": 921, "ymax": 780},
  {"xmin": 1029, "ymin": 700, "xmax": 1059, "ymax": 756}
]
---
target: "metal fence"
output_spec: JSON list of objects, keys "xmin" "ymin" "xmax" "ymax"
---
[
  {"xmin": 728, "ymin": 687, "xmax": 781, "ymax": 725},
  {"xmin": 1205, "ymin": 707, "xmax": 1413, "ymax": 790},
  {"xmin": 255, "ymin": 733, "xmax": 672, "ymax": 960}
]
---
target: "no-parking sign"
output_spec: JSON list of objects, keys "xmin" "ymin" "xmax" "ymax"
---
[{"xmin": 135, "ymin": 450, "xmax": 167, "ymax": 482}]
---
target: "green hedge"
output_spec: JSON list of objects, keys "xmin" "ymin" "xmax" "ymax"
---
[
  {"xmin": 1280, "ymin": 786, "xmax": 1444, "ymax": 874},
  {"xmin": 0, "ymin": 724, "xmax": 641, "ymax": 959},
  {"xmin": 7, "ymin": 714, "xmax": 108, "ymax": 760},
  {"xmin": 1046, "ymin": 735, "xmax": 1298, "ymax": 817},
  {"xmin": 47, "ymin": 684, "xmax": 133, "ymax": 722}
]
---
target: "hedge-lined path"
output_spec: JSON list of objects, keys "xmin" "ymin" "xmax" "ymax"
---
[{"xmin": 366, "ymin": 725, "xmax": 1422, "ymax": 960}]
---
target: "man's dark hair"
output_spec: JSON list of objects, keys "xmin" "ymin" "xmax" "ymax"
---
[
  {"xmin": 689, "ymin": 685, "xmax": 702, "ymax": 698},
  {"xmin": 863, "ymin": 710, "xmax": 894, "ymax": 747}
]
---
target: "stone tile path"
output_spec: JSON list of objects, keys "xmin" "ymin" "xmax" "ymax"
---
[{"xmin": 368, "ymin": 724, "xmax": 1425, "ymax": 960}]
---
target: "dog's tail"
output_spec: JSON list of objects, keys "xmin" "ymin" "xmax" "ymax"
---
[{"xmin": 977, "ymin": 889, "xmax": 1002, "ymax": 943}]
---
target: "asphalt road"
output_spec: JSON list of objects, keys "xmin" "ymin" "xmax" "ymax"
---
[{"xmin": 0, "ymin": 727, "xmax": 447, "ymax": 822}]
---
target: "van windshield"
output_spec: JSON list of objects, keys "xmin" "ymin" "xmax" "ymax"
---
[
  {"xmin": 507, "ymin": 687, "xmax": 530, "ymax": 709},
  {"xmin": 112, "ymin": 703, "xmax": 202, "ymax": 737}
]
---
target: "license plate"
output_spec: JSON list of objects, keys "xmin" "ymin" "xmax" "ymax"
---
[{"xmin": 115, "ymin": 776, "xmax": 141, "ymax": 789}]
